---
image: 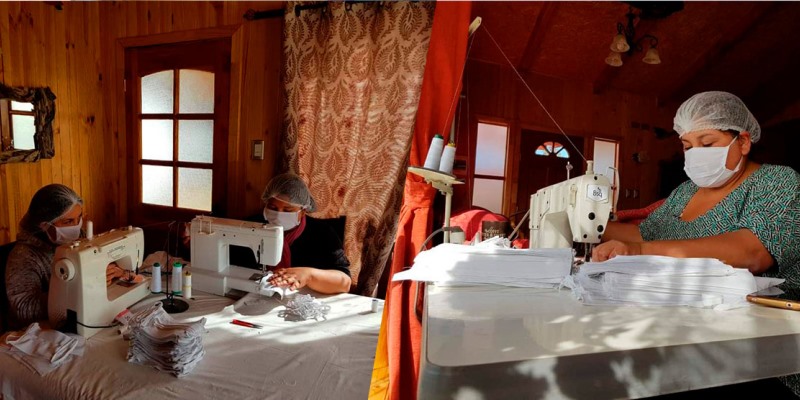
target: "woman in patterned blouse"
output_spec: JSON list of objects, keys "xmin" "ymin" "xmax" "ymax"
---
[{"xmin": 594, "ymin": 91, "xmax": 800, "ymax": 285}]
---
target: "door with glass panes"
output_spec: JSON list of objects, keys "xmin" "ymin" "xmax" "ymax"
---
[{"xmin": 125, "ymin": 38, "xmax": 230, "ymax": 226}]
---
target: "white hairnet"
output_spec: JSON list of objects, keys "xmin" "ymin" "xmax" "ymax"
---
[
  {"xmin": 261, "ymin": 173, "xmax": 317, "ymax": 212},
  {"xmin": 673, "ymin": 91, "xmax": 761, "ymax": 143},
  {"xmin": 20, "ymin": 184, "xmax": 83, "ymax": 233}
]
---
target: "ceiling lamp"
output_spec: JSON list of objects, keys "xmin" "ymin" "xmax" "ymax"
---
[
  {"xmin": 605, "ymin": 51, "xmax": 623, "ymax": 67},
  {"xmin": 605, "ymin": 7, "xmax": 661, "ymax": 67},
  {"xmin": 642, "ymin": 47, "xmax": 661, "ymax": 65}
]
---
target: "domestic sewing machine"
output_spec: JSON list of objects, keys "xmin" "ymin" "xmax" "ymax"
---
[
  {"xmin": 190, "ymin": 216, "xmax": 283, "ymax": 297},
  {"xmin": 529, "ymin": 161, "xmax": 613, "ymax": 253},
  {"xmin": 48, "ymin": 225, "xmax": 150, "ymax": 338}
]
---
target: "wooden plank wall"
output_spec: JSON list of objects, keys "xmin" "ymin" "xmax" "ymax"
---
[
  {"xmin": 0, "ymin": 1, "xmax": 284, "ymax": 245},
  {"xmin": 452, "ymin": 60, "xmax": 681, "ymax": 215}
]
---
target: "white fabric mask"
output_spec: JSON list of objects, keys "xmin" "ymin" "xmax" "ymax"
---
[
  {"xmin": 683, "ymin": 137, "xmax": 742, "ymax": 188},
  {"xmin": 48, "ymin": 218, "xmax": 83, "ymax": 245},
  {"xmin": 263, "ymin": 208, "xmax": 300, "ymax": 231}
]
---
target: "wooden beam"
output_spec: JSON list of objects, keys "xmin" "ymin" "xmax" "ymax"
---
[
  {"xmin": 592, "ymin": 18, "xmax": 658, "ymax": 95},
  {"xmin": 660, "ymin": 2, "xmax": 777, "ymax": 105},
  {"xmin": 518, "ymin": 2, "xmax": 560, "ymax": 71}
]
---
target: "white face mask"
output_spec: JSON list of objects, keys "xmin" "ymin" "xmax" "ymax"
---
[
  {"xmin": 263, "ymin": 208, "xmax": 300, "ymax": 231},
  {"xmin": 47, "ymin": 218, "xmax": 83, "ymax": 245},
  {"xmin": 683, "ymin": 136, "xmax": 742, "ymax": 188}
]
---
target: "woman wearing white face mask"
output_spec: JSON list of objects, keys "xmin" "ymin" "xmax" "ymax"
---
[
  {"xmin": 4, "ymin": 184, "xmax": 126, "ymax": 330},
  {"xmin": 595, "ymin": 91, "xmax": 800, "ymax": 281},
  {"xmin": 231, "ymin": 173, "xmax": 352, "ymax": 294}
]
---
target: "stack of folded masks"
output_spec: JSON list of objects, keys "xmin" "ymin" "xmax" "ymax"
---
[
  {"xmin": 392, "ymin": 243, "xmax": 574, "ymax": 288},
  {"xmin": 565, "ymin": 255, "xmax": 784, "ymax": 310},
  {"xmin": 1, "ymin": 322, "xmax": 85, "ymax": 375},
  {"xmin": 124, "ymin": 302, "xmax": 206, "ymax": 377}
]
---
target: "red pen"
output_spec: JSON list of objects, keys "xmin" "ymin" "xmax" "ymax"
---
[{"xmin": 231, "ymin": 319, "xmax": 263, "ymax": 329}]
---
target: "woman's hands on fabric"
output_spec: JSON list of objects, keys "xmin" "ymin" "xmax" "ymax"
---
[
  {"xmin": 268, "ymin": 267, "xmax": 314, "ymax": 290},
  {"xmin": 106, "ymin": 262, "xmax": 126, "ymax": 286},
  {"xmin": 592, "ymin": 240, "xmax": 643, "ymax": 262}
]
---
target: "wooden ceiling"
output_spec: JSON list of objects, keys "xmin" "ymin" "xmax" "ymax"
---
[{"xmin": 468, "ymin": 1, "xmax": 800, "ymax": 122}]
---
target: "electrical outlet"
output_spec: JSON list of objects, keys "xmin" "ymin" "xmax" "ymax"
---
[{"xmin": 252, "ymin": 140, "xmax": 265, "ymax": 160}]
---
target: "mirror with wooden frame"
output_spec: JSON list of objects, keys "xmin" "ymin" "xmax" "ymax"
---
[{"xmin": 0, "ymin": 83, "xmax": 56, "ymax": 164}]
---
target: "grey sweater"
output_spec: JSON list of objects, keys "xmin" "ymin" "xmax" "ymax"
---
[{"xmin": 4, "ymin": 230, "xmax": 55, "ymax": 330}]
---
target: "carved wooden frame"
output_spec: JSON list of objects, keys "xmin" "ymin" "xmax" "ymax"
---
[{"xmin": 0, "ymin": 83, "xmax": 56, "ymax": 163}]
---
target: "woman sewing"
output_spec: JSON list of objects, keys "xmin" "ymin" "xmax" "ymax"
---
[
  {"xmin": 201, "ymin": 173, "xmax": 351, "ymax": 294},
  {"xmin": 594, "ymin": 91, "xmax": 800, "ymax": 286},
  {"xmin": 4, "ymin": 184, "xmax": 126, "ymax": 331}
]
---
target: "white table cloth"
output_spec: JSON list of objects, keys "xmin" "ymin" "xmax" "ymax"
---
[{"xmin": 1, "ymin": 290, "xmax": 382, "ymax": 400}]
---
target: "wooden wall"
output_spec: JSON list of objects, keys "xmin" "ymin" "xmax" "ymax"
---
[
  {"xmin": 452, "ymin": 60, "xmax": 680, "ymax": 215},
  {"xmin": 0, "ymin": 1, "xmax": 284, "ymax": 245}
]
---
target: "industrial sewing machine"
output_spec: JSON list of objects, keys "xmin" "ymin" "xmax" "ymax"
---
[
  {"xmin": 529, "ymin": 161, "xmax": 613, "ymax": 254},
  {"xmin": 49, "ymin": 225, "xmax": 151, "ymax": 338},
  {"xmin": 190, "ymin": 216, "xmax": 283, "ymax": 297}
]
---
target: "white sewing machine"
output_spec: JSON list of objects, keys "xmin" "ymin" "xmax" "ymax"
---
[
  {"xmin": 48, "ymin": 226, "xmax": 151, "ymax": 338},
  {"xmin": 529, "ymin": 161, "xmax": 613, "ymax": 251},
  {"xmin": 190, "ymin": 216, "xmax": 283, "ymax": 297}
]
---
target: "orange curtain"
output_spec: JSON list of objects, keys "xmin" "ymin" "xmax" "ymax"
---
[{"xmin": 370, "ymin": 2, "xmax": 473, "ymax": 399}]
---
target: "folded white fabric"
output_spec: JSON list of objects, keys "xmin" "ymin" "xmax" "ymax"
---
[
  {"xmin": 568, "ymin": 255, "xmax": 784, "ymax": 310},
  {"xmin": 124, "ymin": 302, "xmax": 206, "ymax": 377},
  {"xmin": 392, "ymin": 243, "xmax": 573, "ymax": 288},
  {"xmin": 7, "ymin": 322, "xmax": 80, "ymax": 363},
  {"xmin": 0, "ymin": 323, "xmax": 86, "ymax": 375}
]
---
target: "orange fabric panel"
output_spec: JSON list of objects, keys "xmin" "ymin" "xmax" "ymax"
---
[{"xmin": 370, "ymin": 3, "xmax": 473, "ymax": 400}]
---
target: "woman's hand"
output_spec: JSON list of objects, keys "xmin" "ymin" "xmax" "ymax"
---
[
  {"xmin": 268, "ymin": 267, "xmax": 314, "ymax": 291},
  {"xmin": 592, "ymin": 240, "xmax": 643, "ymax": 262},
  {"xmin": 106, "ymin": 262, "xmax": 126, "ymax": 286}
]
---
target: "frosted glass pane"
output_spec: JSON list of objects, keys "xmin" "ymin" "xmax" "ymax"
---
[
  {"xmin": 179, "ymin": 69, "xmax": 215, "ymax": 114},
  {"xmin": 178, "ymin": 168, "xmax": 212, "ymax": 211},
  {"xmin": 472, "ymin": 178, "xmax": 504, "ymax": 214},
  {"xmin": 142, "ymin": 165, "xmax": 173, "ymax": 206},
  {"xmin": 141, "ymin": 70, "xmax": 174, "ymax": 114},
  {"xmin": 141, "ymin": 120, "xmax": 173, "ymax": 161},
  {"xmin": 11, "ymin": 101, "xmax": 34, "ymax": 112},
  {"xmin": 475, "ymin": 123, "xmax": 508, "ymax": 177},
  {"xmin": 593, "ymin": 139, "xmax": 619, "ymax": 184},
  {"xmin": 178, "ymin": 120, "xmax": 214, "ymax": 163},
  {"xmin": 11, "ymin": 115, "xmax": 36, "ymax": 150}
]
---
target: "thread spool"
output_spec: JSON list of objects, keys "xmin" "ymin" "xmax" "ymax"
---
[
  {"xmin": 86, "ymin": 221, "xmax": 93, "ymax": 240},
  {"xmin": 423, "ymin": 134, "xmax": 444, "ymax": 170},
  {"xmin": 438, "ymin": 142, "xmax": 456, "ymax": 174},
  {"xmin": 151, "ymin": 263, "xmax": 162, "ymax": 293},
  {"xmin": 183, "ymin": 270, "xmax": 192, "ymax": 300},
  {"xmin": 171, "ymin": 262, "xmax": 183, "ymax": 296},
  {"xmin": 371, "ymin": 299, "xmax": 379, "ymax": 313}
]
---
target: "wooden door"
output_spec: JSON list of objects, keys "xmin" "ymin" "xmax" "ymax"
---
[{"xmin": 516, "ymin": 129, "xmax": 584, "ymax": 213}]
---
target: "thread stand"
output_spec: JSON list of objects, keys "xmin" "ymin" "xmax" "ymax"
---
[
  {"xmin": 408, "ymin": 166, "xmax": 463, "ymax": 244},
  {"xmin": 160, "ymin": 265, "xmax": 189, "ymax": 314}
]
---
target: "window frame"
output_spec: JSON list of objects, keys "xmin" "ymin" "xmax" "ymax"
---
[
  {"xmin": 125, "ymin": 38, "xmax": 231, "ymax": 225},
  {"xmin": 471, "ymin": 120, "xmax": 510, "ymax": 214}
]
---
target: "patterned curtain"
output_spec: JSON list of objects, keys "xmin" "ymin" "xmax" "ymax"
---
[{"xmin": 282, "ymin": 2, "xmax": 435, "ymax": 295}]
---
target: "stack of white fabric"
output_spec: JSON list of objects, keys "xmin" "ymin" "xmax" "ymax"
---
[
  {"xmin": 566, "ymin": 255, "xmax": 784, "ymax": 310},
  {"xmin": 392, "ymin": 243, "xmax": 573, "ymax": 288},
  {"xmin": 0, "ymin": 323, "xmax": 85, "ymax": 375},
  {"xmin": 124, "ymin": 302, "xmax": 206, "ymax": 377}
]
